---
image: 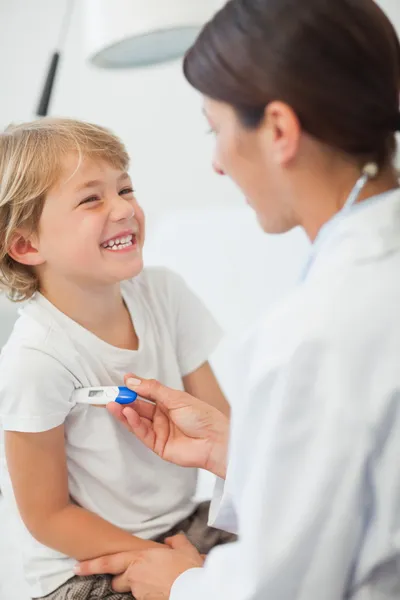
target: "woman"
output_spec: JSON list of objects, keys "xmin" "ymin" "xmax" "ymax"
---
[{"xmin": 76, "ymin": 0, "xmax": 400, "ymax": 597}]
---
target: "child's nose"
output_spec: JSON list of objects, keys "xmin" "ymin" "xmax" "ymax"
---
[{"xmin": 111, "ymin": 195, "xmax": 135, "ymax": 221}]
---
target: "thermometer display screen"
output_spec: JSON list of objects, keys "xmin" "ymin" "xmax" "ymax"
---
[{"xmin": 88, "ymin": 390, "xmax": 104, "ymax": 397}]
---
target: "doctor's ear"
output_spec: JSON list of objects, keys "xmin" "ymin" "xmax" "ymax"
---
[
  {"xmin": 7, "ymin": 230, "xmax": 45, "ymax": 267},
  {"xmin": 264, "ymin": 101, "xmax": 301, "ymax": 167}
]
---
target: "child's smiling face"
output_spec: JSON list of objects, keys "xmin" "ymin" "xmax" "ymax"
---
[{"xmin": 31, "ymin": 153, "xmax": 145, "ymax": 290}]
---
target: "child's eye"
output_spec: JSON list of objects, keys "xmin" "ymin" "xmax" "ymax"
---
[
  {"xmin": 78, "ymin": 195, "xmax": 100, "ymax": 206},
  {"xmin": 119, "ymin": 187, "xmax": 134, "ymax": 196}
]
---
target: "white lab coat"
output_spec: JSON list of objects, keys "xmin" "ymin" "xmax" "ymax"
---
[{"xmin": 171, "ymin": 189, "xmax": 400, "ymax": 600}]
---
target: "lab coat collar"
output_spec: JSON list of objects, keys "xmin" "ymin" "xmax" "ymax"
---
[{"xmin": 303, "ymin": 188, "xmax": 400, "ymax": 283}]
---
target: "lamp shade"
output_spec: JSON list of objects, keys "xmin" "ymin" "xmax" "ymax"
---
[{"xmin": 84, "ymin": 0, "xmax": 220, "ymax": 69}]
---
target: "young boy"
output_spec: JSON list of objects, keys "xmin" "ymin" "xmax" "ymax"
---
[{"xmin": 0, "ymin": 119, "xmax": 233, "ymax": 599}]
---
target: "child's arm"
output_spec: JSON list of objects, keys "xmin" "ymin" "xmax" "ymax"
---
[
  {"xmin": 158, "ymin": 269, "xmax": 229, "ymax": 414},
  {"xmin": 183, "ymin": 361, "xmax": 230, "ymax": 416},
  {"xmin": 5, "ymin": 426, "xmax": 164, "ymax": 561}
]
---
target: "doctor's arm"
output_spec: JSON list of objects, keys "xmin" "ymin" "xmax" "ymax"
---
[
  {"xmin": 88, "ymin": 343, "xmax": 365, "ymax": 599},
  {"xmin": 169, "ymin": 339, "xmax": 366, "ymax": 600}
]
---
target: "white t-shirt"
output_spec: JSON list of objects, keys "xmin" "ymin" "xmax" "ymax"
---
[{"xmin": 0, "ymin": 267, "xmax": 222, "ymax": 598}]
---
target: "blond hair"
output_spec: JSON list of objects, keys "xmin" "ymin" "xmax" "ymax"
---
[{"xmin": 0, "ymin": 118, "xmax": 130, "ymax": 301}]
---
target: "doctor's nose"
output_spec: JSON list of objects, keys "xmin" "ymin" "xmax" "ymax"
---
[{"xmin": 212, "ymin": 160, "xmax": 225, "ymax": 176}]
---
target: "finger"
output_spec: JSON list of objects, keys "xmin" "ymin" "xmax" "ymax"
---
[
  {"xmin": 164, "ymin": 534, "xmax": 198, "ymax": 553},
  {"xmin": 107, "ymin": 392, "xmax": 155, "ymax": 422},
  {"xmin": 111, "ymin": 572, "xmax": 131, "ymax": 594},
  {"xmin": 106, "ymin": 402, "xmax": 135, "ymax": 433},
  {"xmin": 132, "ymin": 398, "xmax": 157, "ymax": 420},
  {"xmin": 164, "ymin": 534, "xmax": 204, "ymax": 564},
  {"xmin": 122, "ymin": 407, "xmax": 151, "ymax": 431},
  {"xmin": 122, "ymin": 408, "xmax": 156, "ymax": 451},
  {"xmin": 152, "ymin": 408, "xmax": 171, "ymax": 457},
  {"xmin": 75, "ymin": 552, "xmax": 132, "ymax": 577},
  {"xmin": 121, "ymin": 406, "xmax": 142, "ymax": 429},
  {"xmin": 125, "ymin": 375, "xmax": 188, "ymax": 411},
  {"xmin": 107, "ymin": 402, "xmax": 128, "ymax": 422},
  {"xmin": 108, "ymin": 404, "xmax": 154, "ymax": 434}
]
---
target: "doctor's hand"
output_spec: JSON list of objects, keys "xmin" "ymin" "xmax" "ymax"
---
[
  {"xmin": 76, "ymin": 534, "xmax": 204, "ymax": 599},
  {"xmin": 107, "ymin": 375, "xmax": 229, "ymax": 479}
]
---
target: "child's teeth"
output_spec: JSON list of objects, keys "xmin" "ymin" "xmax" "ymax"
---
[
  {"xmin": 102, "ymin": 235, "xmax": 135, "ymax": 250},
  {"xmin": 110, "ymin": 240, "xmax": 133, "ymax": 250}
]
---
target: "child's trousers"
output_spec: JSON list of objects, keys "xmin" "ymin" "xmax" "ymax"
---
[{"xmin": 38, "ymin": 501, "xmax": 236, "ymax": 599}]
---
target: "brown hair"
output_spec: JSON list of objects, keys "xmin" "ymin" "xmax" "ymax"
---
[
  {"xmin": 184, "ymin": 0, "xmax": 400, "ymax": 166},
  {"xmin": 0, "ymin": 118, "xmax": 129, "ymax": 301}
]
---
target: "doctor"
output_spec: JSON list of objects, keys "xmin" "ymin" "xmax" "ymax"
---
[{"xmin": 76, "ymin": 0, "xmax": 400, "ymax": 597}]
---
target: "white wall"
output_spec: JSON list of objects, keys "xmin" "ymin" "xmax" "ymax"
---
[
  {"xmin": 378, "ymin": 0, "xmax": 400, "ymax": 23},
  {"xmin": 0, "ymin": 0, "xmax": 242, "ymax": 229}
]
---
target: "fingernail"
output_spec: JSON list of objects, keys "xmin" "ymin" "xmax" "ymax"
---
[
  {"xmin": 127, "ymin": 378, "xmax": 141, "ymax": 387},
  {"xmin": 73, "ymin": 565, "xmax": 81, "ymax": 575}
]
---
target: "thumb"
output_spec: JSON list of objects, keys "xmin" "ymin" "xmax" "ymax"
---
[
  {"xmin": 111, "ymin": 572, "xmax": 131, "ymax": 594},
  {"xmin": 164, "ymin": 533, "xmax": 196, "ymax": 552},
  {"xmin": 164, "ymin": 534, "xmax": 205, "ymax": 566},
  {"xmin": 125, "ymin": 375, "xmax": 188, "ymax": 411}
]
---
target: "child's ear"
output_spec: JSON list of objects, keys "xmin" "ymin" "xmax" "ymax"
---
[{"xmin": 8, "ymin": 231, "xmax": 45, "ymax": 267}]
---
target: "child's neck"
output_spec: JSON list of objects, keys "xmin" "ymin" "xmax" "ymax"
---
[{"xmin": 39, "ymin": 278, "xmax": 138, "ymax": 350}]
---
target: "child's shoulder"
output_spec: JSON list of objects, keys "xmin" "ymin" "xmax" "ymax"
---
[
  {"xmin": 2, "ymin": 307, "xmax": 52, "ymax": 358},
  {"xmin": 0, "ymin": 297, "xmax": 80, "ymax": 379},
  {"xmin": 0, "ymin": 309, "xmax": 78, "ymax": 430}
]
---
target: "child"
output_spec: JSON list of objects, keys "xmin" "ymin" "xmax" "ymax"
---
[{"xmin": 0, "ymin": 118, "xmax": 234, "ymax": 600}]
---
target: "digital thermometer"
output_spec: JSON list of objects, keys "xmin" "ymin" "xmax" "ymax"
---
[{"xmin": 72, "ymin": 386, "xmax": 155, "ymax": 406}]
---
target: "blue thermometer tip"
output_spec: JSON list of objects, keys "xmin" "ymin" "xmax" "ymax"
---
[{"xmin": 116, "ymin": 386, "xmax": 138, "ymax": 405}]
